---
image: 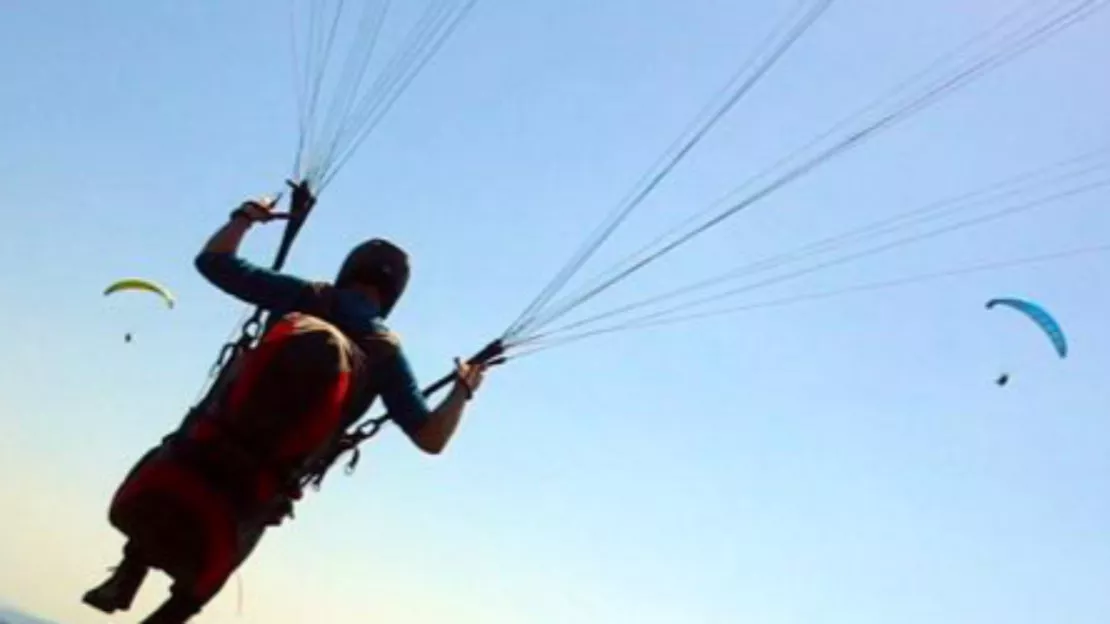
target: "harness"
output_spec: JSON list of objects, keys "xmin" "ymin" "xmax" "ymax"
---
[{"xmin": 183, "ymin": 181, "xmax": 506, "ymax": 509}]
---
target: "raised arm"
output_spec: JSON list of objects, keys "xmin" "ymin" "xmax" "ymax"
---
[{"xmin": 194, "ymin": 199, "xmax": 316, "ymax": 312}]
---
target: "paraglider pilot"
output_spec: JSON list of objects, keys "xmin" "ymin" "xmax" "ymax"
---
[{"xmin": 83, "ymin": 194, "xmax": 491, "ymax": 623}]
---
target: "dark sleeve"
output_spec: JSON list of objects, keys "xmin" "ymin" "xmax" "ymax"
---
[
  {"xmin": 377, "ymin": 346, "xmax": 432, "ymax": 436},
  {"xmin": 195, "ymin": 251, "xmax": 323, "ymax": 313}
]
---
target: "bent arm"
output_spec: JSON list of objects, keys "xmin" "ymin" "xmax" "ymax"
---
[
  {"xmin": 412, "ymin": 387, "xmax": 470, "ymax": 455},
  {"xmin": 195, "ymin": 216, "xmax": 315, "ymax": 312},
  {"xmin": 379, "ymin": 350, "xmax": 471, "ymax": 455}
]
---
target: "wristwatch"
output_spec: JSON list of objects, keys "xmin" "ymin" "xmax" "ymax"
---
[{"xmin": 229, "ymin": 206, "xmax": 255, "ymax": 223}]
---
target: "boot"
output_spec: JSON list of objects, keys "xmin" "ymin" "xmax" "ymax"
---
[{"xmin": 82, "ymin": 553, "xmax": 149, "ymax": 614}]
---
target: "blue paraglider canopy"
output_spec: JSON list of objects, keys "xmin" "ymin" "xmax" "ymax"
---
[{"xmin": 985, "ymin": 297, "xmax": 1067, "ymax": 358}]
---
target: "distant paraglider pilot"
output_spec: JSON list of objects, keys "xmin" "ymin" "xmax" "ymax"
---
[
  {"xmin": 103, "ymin": 278, "xmax": 175, "ymax": 345},
  {"xmin": 985, "ymin": 297, "xmax": 1067, "ymax": 390},
  {"xmin": 83, "ymin": 195, "xmax": 492, "ymax": 623}
]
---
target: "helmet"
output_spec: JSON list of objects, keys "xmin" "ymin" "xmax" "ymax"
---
[{"xmin": 335, "ymin": 238, "xmax": 410, "ymax": 318}]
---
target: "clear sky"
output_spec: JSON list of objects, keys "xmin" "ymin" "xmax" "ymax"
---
[{"xmin": 2, "ymin": 1, "xmax": 1109, "ymax": 623}]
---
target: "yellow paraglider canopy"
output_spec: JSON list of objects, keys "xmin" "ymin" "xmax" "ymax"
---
[{"xmin": 103, "ymin": 278, "xmax": 176, "ymax": 309}]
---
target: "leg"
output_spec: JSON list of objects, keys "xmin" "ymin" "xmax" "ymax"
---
[
  {"xmin": 137, "ymin": 515, "xmax": 270, "ymax": 624},
  {"xmin": 82, "ymin": 541, "xmax": 149, "ymax": 613}
]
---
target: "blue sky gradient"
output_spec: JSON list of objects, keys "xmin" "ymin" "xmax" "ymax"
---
[{"xmin": 1, "ymin": 2, "xmax": 1108, "ymax": 623}]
